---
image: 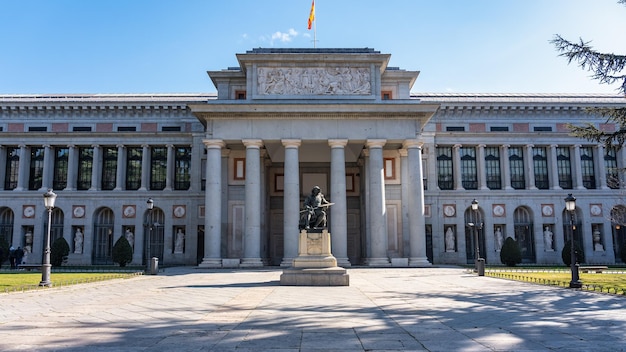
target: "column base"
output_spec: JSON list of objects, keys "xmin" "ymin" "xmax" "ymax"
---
[
  {"xmin": 409, "ymin": 257, "xmax": 433, "ymax": 267},
  {"xmin": 240, "ymin": 258, "xmax": 264, "ymax": 267},
  {"xmin": 365, "ymin": 257, "xmax": 391, "ymax": 267},
  {"xmin": 198, "ymin": 258, "xmax": 222, "ymax": 268},
  {"xmin": 335, "ymin": 257, "xmax": 352, "ymax": 267},
  {"xmin": 280, "ymin": 257, "xmax": 295, "ymax": 267}
]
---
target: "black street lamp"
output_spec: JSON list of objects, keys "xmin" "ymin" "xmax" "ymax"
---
[
  {"xmin": 39, "ymin": 189, "xmax": 57, "ymax": 287},
  {"xmin": 471, "ymin": 199, "xmax": 484, "ymax": 275},
  {"xmin": 146, "ymin": 198, "xmax": 154, "ymax": 272},
  {"xmin": 565, "ymin": 193, "xmax": 582, "ymax": 288}
]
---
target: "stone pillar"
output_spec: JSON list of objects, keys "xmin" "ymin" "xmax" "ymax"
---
[
  {"xmin": 165, "ymin": 144, "xmax": 174, "ymax": 191},
  {"xmin": 573, "ymin": 145, "xmax": 585, "ymax": 190},
  {"xmin": 501, "ymin": 145, "xmax": 512, "ymax": 190},
  {"xmin": 525, "ymin": 144, "xmax": 537, "ymax": 189},
  {"xmin": 89, "ymin": 145, "xmax": 101, "ymax": 191},
  {"xmin": 0, "ymin": 146, "xmax": 6, "ymax": 189},
  {"xmin": 64, "ymin": 145, "xmax": 77, "ymax": 191},
  {"xmin": 549, "ymin": 144, "xmax": 561, "ymax": 190},
  {"xmin": 366, "ymin": 139, "xmax": 389, "ymax": 266},
  {"xmin": 15, "ymin": 145, "xmax": 29, "ymax": 191},
  {"xmin": 453, "ymin": 144, "xmax": 463, "ymax": 190},
  {"xmin": 40, "ymin": 145, "xmax": 53, "ymax": 191},
  {"xmin": 139, "ymin": 144, "xmax": 149, "ymax": 191},
  {"xmin": 241, "ymin": 139, "xmax": 263, "ymax": 267},
  {"xmin": 404, "ymin": 140, "xmax": 430, "ymax": 266},
  {"xmin": 329, "ymin": 139, "xmax": 350, "ymax": 267},
  {"xmin": 281, "ymin": 139, "xmax": 301, "ymax": 267},
  {"xmin": 114, "ymin": 144, "xmax": 125, "ymax": 191},
  {"xmin": 596, "ymin": 144, "xmax": 609, "ymax": 189},
  {"xmin": 199, "ymin": 139, "xmax": 224, "ymax": 267},
  {"xmin": 477, "ymin": 144, "xmax": 487, "ymax": 190}
]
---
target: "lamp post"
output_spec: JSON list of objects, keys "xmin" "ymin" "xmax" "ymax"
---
[
  {"xmin": 471, "ymin": 199, "xmax": 484, "ymax": 275},
  {"xmin": 39, "ymin": 189, "xmax": 57, "ymax": 287},
  {"xmin": 146, "ymin": 198, "xmax": 154, "ymax": 272},
  {"xmin": 565, "ymin": 193, "xmax": 582, "ymax": 288}
]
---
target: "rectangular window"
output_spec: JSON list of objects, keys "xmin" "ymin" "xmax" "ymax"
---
[
  {"xmin": 533, "ymin": 147, "xmax": 549, "ymax": 190},
  {"xmin": 381, "ymin": 91, "xmax": 392, "ymax": 100},
  {"xmin": 28, "ymin": 147, "xmax": 45, "ymax": 190},
  {"xmin": 509, "ymin": 147, "xmax": 525, "ymax": 189},
  {"xmin": 605, "ymin": 146, "xmax": 619, "ymax": 189},
  {"xmin": 77, "ymin": 147, "xmax": 93, "ymax": 190},
  {"xmin": 174, "ymin": 146, "xmax": 191, "ymax": 190},
  {"xmin": 73, "ymin": 126, "xmax": 92, "ymax": 132},
  {"xmin": 4, "ymin": 147, "xmax": 19, "ymax": 190},
  {"xmin": 490, "ymin": 126, "xmax": 509, "ymax": 132},
  {"xmin": 446, "ymin": 126, "xmax": 465, "ymax": 132},
  {"xmin": 161, "ymin": 126, "xmax": 181, "ymax": 132},
  {"xmin": 28, "ymin": 126, "xmax": 47, "ymax": 132},
  {"xmin": 126, "ymin": 147, "xmax": 142, "ymax": 190},
  {"xmin": 556, "ymin": 146, "xmax": 572, "ymax": 189},
  {"xmin": 580, "ymin": 146, "xmax": 596, "ymax": 189},
  {"xmin": 117, "ymin": 126, "xmax": 136, "ymax": 132},
  {"xmin": 235, "ymin": 90, "xmax": 246, "ymax": 100},
  {"xmin": 150, "ymin": 146, "xmax": 167, "ymax": 190},
  {"xmin": 384, "ymin": 158, "xmax": 396, "ymax": 180},
  {"xmin": 533, "ymin": 126, "xmax": 552, "ymax": 132},
  {"xmin": 460, "ymin": 146, "xmax": 477, "ymax": 190},
  {"xmin": 485, "ymin": 146, "xmax": 501, "ymax": 189},
  {"xmin": 101, "ymin": 146, "xmax": 118, "ymax": 190},
  {"xmin": 53, "ymin": 147, "xmax": 69, "ymax": 190},
  {"xmin": 436, "ymin": 147, "xmax": 453, "ymax": 190},
  {"xmin": 234, "ymin": 158, "xmax": 246, "ymax": 180}
]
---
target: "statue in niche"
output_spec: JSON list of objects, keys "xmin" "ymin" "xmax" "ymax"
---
[
  {"xmin": 593, "ymin": 228, "xmax": 604, "ymax": 251},
  {"xmin": 299, "ymin": 186, "xmax": 333, "ymax": 230},
  {"xmin": 544, "ymin": 226, "xmax": 554, "ymax": 251},
  {"xmin": 494, "ymin": 227, "xmax": 503, "ymax": 251},
  {"xmin": 74, "ymin": 228, "xmax": 84, "ymax": 254},
  {"xmin": 445, "ymin": 227, "xmax": 455, "ymax": 252},
  {"xmin": 125, "ymin": 227, "xmax": 135, "ymax": 251},
  {"xmin": 174, "ymin": 228, "xmax": 185, "ymax": 254}
]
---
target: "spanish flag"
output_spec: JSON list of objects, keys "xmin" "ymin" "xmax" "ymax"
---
[{"xmin": 307, "ymin": 0, "xmax": 315, "ymax": 30}]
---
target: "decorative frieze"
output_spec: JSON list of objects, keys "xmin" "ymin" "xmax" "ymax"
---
[{"xmin": 257, "ymin": 67, "xmax": 371, "ymax": 96}]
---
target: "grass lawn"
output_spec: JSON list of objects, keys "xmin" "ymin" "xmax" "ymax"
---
[
  {"xmin": 486, "ymin": 268, "xmax": 626, "ymax": 294},
  {"xmin": 0, "ymin": 271, "xmax": 143, "ymax": 293}
]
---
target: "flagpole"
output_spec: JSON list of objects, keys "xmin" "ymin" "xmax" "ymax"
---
[{"xmin": 313, "ymin": 13, "xmax": 317, "ymax": 48}]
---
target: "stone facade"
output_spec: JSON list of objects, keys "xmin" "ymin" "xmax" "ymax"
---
[{"xmin": 0, "ymin": 48, "xmax": 625, "ymax": 267}]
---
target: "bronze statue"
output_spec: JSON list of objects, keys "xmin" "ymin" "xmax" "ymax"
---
[{"xmin": 300, "ymin": 186, "xmax": 333, "ymax": 230}]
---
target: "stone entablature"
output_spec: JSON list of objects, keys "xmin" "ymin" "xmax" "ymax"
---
[{"xmin": 257, "ymin": 66, "xmax": 371, "ymax": 96}]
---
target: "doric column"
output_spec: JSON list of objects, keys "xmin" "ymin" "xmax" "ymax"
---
[
  {"xmin": 366, "ymin": 139, "xmax": 390, "ymax": 266},
  {"xmin": 549, "ymin": 144, "xmax": 561, "ymax": 190},
  {"xmin": 89, "ymin": 144, "xmax": 101, "ymax": 191},
  {"xmin": 596, "ymin": 144, "xmax": 609, "ymax": 189},
  {"xmin": 453, "ymin": 144, "xmax": 463, "ymax": 190},
  {"xmin": 199, "ymin": 139, "xmax": 224, "ymax": 267},
  {"xmin": 525, "ymin": 144, "xmax": 537, "ymax": 189},
  {"xmin": 164, "ymin": 144, "xmax": 174, "ymax": 191},
  {"xmin": 114, "ymin": 144, "xmax": 125, "ymax": 191},
  {"xmin": 15, "ymin": 145, "xmax": 29, "ymax": 191},
  {"xmin": 40, "ymin": 145, "xmax": 53, "ymax": 191},
  {"xmin": 281, "ymin": 139, "xmax": 301, "ymax": 267},
  {"xmin": 573, "ymin": 145, "xmax": 585, "ymax": 189},
  {"xmin": 64, "ymin": 145, "xmax": 77, "ymax": 191},
  {"xmin": 477, "ymin": 144, "xmax": 487, "ymax": 190},
  {"xmin": 404, "ymin": 140, "xmax": 431, "ymax": 266},
  {"xmin": 329, "ymin": 139, "xmax": 350, "ymax": 267},
  {"xmin": 241, "ymin": 139, "xmax": 263, "ymax": 267},
  {"xmin": 501, "ymin": 145, "xmax": 512, "ymax": 190},
  {"xmin": 139, "ymin": 144, "xmax": 150, "ymax": 191}
]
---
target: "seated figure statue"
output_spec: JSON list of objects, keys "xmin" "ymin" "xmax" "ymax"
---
[{"xmin": 299, "ymin": 186, "xmax": 332, "ymax": 230}]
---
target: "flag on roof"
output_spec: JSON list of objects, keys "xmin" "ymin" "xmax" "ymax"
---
[{"xmin": 307, "ymin": 0, "xmax": 315, "ymax": 30}]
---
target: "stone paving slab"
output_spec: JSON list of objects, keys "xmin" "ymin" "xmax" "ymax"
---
[{"xmin": 1, "ymin": 267, "xmax": 625, "ymax": 351}]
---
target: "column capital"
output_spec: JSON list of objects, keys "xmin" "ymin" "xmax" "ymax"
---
[
  {"xmin": 525, "ymin": 144, "xmax": 534, "ymax": 148},
  {"xmin": 242, "ymin": 139, "xmax": 263, "ymax": 148},
  {"xmin": 366, "ymin": 139, "xmax": 386, "ymax": 149},
  {"xmin": 478, "ymin": 144, "xmax": 486, "ymax": 148},
  {"xmin": 116, "ymin": 144, "xmax": 125, "ymax": 149},
  {"xmin": 203, "ymin": 139, "xmax": 225, "ymax": 149},
  {"xmin": 398, "ymin": 149, "xmax": 408, "ymax": 157},
  {"xmin": 402, "ymin": 139, "xmax": 423, "ymax": 149},
  {"xmin": 328, "ymin": 139, "xmax": 348, "ymax": 148},
  {"xmin": 281, "ymin": 139, "xmax": 302, "ymax": 148},
  {"xmin": 453, "ymin": 143, "xmax": 462, "ymax": 149}
]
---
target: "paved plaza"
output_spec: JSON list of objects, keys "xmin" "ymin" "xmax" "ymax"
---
[{"xmin": 1, "ymin": 267, "xmax": 625, "ymax": 351}]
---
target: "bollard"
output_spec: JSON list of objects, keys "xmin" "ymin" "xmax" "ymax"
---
[
  {"xmin": 477, "ymin": 258, "xmax": 485, "ymax": 276},
  {"xmin": 150, "ymin": 257, "xmax": 159, "ymax": 275}
]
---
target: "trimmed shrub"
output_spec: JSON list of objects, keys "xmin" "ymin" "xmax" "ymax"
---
[
  {"xmin": 500, "ymin": 237, "xmax": 522, "ymax": 267},
  {"xmin": 51, "ymin": 237, "xmax": 70, "ymax": 267},
  {"xmin": 561, "ymin": 240, "xmax": 585, "ymax": 266},
  {"xmin": 112, "ymin": 236, "xmax": 133, "ymax": 267}
]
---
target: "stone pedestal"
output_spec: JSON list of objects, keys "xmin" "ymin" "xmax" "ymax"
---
[{"xmin": 280, "ymin": 229, "xmax": 349, "ymax": 286}]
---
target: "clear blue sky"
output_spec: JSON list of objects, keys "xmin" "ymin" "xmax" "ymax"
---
[{"xmin": 1, "ymin": 0, "xmax": 624, "ymax": 94}]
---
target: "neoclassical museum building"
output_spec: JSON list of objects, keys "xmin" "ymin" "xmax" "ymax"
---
[{"xmin": 1, "ymin": 48, "xmax": 625, "ymax": 267}]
